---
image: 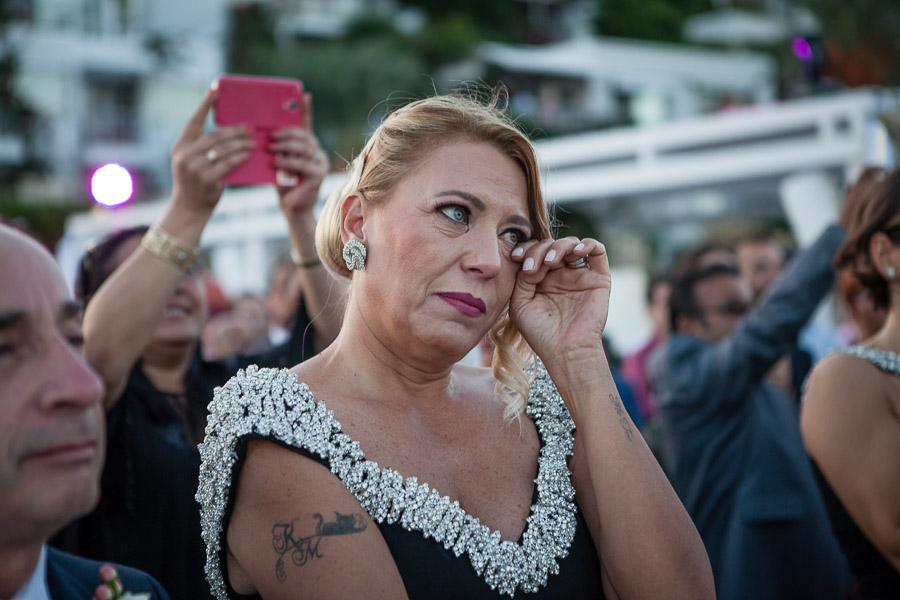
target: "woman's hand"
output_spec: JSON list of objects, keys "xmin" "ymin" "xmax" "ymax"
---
[
  {"xmin": 508, "ymin": 237, "xmax": 611, "ymax": 366},
  {"xmin": 272, "ymin": 93, "xmax": 330, "ymax": 218},
  {"xmin": 170, "ymin": 88, "xmax": 253, "ymax": 218}
]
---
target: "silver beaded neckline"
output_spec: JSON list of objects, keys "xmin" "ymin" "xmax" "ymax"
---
[
  {"xmin": 195, "ymin": 362, "xmax": 578, "ymax": 598},
  {"xmin": 840, "ymin": 345, "xmax": 900, "ymax": 376}
]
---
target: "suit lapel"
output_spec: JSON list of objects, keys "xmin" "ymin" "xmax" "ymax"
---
[{"xmin": 46, "ymin": 548, "xmax": 95, "ymax": 600}]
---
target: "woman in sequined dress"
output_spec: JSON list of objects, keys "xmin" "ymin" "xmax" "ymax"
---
[
  {"xmin": 802, "ymin": 168, "xmax": 900, "ymax": 598},
  {"xmin": 197, "ymin": 91, "xmax": 714, "ymax": 600}
]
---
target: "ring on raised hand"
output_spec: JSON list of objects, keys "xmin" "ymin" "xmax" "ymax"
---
[
  {"xmin": 205, "ymin": 148, "xmax": 218, "ymax": 163},
  {"xmin": 311, "ymin": 150, "xmax": 324, "ymax": 164},
  {"xmin": 568, "ymin": 256, "xmax": 590, "ymax": 269}
]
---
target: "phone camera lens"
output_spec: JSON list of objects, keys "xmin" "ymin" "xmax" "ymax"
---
[{"xmin": 285, "ymin": 99, "xmax": 298, "ymax": 111}]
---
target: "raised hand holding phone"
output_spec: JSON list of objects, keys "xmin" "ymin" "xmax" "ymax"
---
[{"xmin": 171, "ymin": 88, "xmax": 252, "ymax": 216}]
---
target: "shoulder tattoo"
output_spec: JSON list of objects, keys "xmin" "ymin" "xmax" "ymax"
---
[{"xmin": 272, "ymin": 512, "xmax": 368, "ymax": 582}]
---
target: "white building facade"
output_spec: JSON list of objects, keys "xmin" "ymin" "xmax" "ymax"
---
[{"xmin": 2, "ymin": 0, "xmax": 227, "ymax": 201}]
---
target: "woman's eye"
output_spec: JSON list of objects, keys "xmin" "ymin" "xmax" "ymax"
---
[
  {"xmin": 440, "ymin": 205, "xmax": 469, "ymax": 225},
  {"xmin": 500, "ymin": 229, "xmax": 529, "ymax": 245}
]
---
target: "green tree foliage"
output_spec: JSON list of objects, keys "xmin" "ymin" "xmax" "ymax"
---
[
  {"xmin": 227, "ymin": 4, "xmax": 493, "ymax": 162},
  {"xmin": 0, "ymin": 193, "xmax": 80, "ymax": 249},
  {"xmin": 414, "ymin": 12, "xmax": 483, "ymax": 69},
  {"xmin": 400, "ymin": 0, "xmax": 525, "ymax": 42},
  {"xmin": 594, "ymin": 0, "xmax": 712, "ymax": 43}
]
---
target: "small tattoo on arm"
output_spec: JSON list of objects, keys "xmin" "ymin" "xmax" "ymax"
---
[
  {"xmin": 609, "ymin": 393, "xmax": 634, "ymax": 443},
  {"xmin": 272, "ymin": 512, "xmax": 367, "ymax": 582}
]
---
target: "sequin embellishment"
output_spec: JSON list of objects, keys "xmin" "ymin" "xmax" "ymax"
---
[
  {"xmin": 196, "ymin": 363, "xmax": 577, "ymax": 598},
  {"xmin": 840, "ymin": 345, "xmax": 900, "ymax": 376}
]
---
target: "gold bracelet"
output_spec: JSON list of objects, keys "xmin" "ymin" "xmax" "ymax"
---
[
  {"xmin": 141, "ymin": 226, "xmax": 198, "ymax": 272},
  {"xmin": 290, "ymin": 248, "xmax": 321, "ymax": 269}
]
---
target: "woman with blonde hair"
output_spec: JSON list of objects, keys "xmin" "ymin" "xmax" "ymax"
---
[
  {"xmin": 802, "ymin": 169, "xmax": 900, "ymax": 598},
  {"xmin": 197, "ymin": 91, "xmax": 713, "ymax": 599}
]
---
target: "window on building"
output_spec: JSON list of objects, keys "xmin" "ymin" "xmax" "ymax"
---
[{"xmin": 83, "ymin": 73, "xmax": 138, "ymax": 143}]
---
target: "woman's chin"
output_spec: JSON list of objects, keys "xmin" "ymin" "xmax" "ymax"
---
[{"xmin": 416, "ymin": 329, "xmax": 482, "ymax": 363}]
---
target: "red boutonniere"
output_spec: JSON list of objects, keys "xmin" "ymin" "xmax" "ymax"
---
[{"xmin": 92, "ymin": 564, "xmax": 151, "ymax": 600}]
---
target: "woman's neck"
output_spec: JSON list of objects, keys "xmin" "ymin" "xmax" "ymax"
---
[
  {"xmin": 321, "ymin": 305, "xmax": 461, "ymax": 407},
  {"xmin": 868, "ymin": 306, "xmax": 900, "ymax": 354}
]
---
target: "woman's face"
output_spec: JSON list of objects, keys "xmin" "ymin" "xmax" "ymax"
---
[
  {"xmin": 108, "ymin": 234, "xmax": 208, "ymax": 349},
  {"xmin": 357, "ymin": 139, "xmax": 532, "ymax": 363}
]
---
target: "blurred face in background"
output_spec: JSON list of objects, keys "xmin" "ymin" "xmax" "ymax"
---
[
  {"xmin": 648, "ymin": 279, "xmax": 672, "ymax": 339},
  {"xmin": 231, "ymin": 295, "xmax": 270, "ymax": 351},
  {"xmin": 684, "ymin": 273, "xmax": 751, "ymax": 343},
  {"xmin": 0, "ymin": 228, "xmax": 105, "ymax": 544},
  {"xmin": 736, "ymin": 239, "xmax": 784, "ymax": 300},
  {"xmin": 266, "ymin": 260, "xmax": 303, "ymax": 330}
]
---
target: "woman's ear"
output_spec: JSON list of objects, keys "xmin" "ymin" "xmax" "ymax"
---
[
  {"xmin": 339, "ymin": 192, "xmax": 366, "ymax": 244},
  {"xmin": 869, "ymin": 232, "xmax": 895, "ymax": 277}
]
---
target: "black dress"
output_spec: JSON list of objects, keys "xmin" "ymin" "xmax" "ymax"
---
[
  {"xmin": 197, "ymin": 363, "xmax": 605, "ymax": 599},
  {"xmin": 51, "ymin": 302, "xmax": 314, "ymax": 600},
  {"xmin": 811, "ymin": 461, "xmax": 900, "ymax": 599}
]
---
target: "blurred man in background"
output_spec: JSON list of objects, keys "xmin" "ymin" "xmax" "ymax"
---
[{"xmin": 651, "ymin": 222, "xmax": 852, "ymax": 600}]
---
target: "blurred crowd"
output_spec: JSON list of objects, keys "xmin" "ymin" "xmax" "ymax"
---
[{"xmin": 1, "ymin": 84, "xmax": 898, "ymax": 600}]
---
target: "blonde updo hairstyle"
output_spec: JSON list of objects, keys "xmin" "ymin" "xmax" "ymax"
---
[{"xmin": 315, "ymin": 91, "xmax": 551, "ymax": 420}]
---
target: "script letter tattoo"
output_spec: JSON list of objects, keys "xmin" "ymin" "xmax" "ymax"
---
[
  {"xmin": 272, "ymin": 512, "xmax": 367, "ymax": 582},
  {"xmin": 609, "ymin": 393, "xmax": 634, "ymax": 443}
]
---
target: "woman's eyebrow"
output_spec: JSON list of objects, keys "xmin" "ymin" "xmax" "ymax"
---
[
  {"xmin": 436, "ymin": 189, "xmax": 485, "ymax": 210},
  {"xmin": 506, "ymin": 214, "xmax": 533, "ymax": 232}
]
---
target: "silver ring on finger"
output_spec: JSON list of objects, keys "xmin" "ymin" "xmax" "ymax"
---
[
  {"xmin": 567, "ymin": 256, "xmax": 590, "ymax": 269},
  {"xmin": 206, "ymin": 147, "xmax": 218, "ymax": 163},
  {"xmin": 311, "ymin": 149, "xmax": 325, "ymax": 164}
]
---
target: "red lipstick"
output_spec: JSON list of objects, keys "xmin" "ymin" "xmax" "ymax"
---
[{"xmin": 438, "ymin": 292, "xmax": 486, "ymax": 317}]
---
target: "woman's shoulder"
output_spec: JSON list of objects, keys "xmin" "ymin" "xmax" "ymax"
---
[
  {"xmin": 803, "ymin": 348, "xmax": 893, "ymax": 432},
  {"xmin": 805, "ymin": 351, "xmax": 873, "ymax": 407},
  {"xmin": 808, "ymin": 347, "xmax": 887, "ymax": 390}
]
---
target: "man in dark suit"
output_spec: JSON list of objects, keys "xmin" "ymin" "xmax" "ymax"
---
[
  {"xmin": 650, "ymin": 223, "xmax": 851, "ymax": 600},
  {"xmin": 0, "ymin": 224, "xmax": 168, "ymax": 600}
]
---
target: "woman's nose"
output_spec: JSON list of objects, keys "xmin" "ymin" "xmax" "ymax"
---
[{"xmin": 462, "ymin": 235, "xmax": 503, "ymax": 277}]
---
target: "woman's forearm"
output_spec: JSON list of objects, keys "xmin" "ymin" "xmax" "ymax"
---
[
  {"xmin": 546, "ymin": 352, "xmax": 715, "ymax": 599},
  {"xmin": 84, "ymin": 204, "xmax": 211, "ymax": 407}
]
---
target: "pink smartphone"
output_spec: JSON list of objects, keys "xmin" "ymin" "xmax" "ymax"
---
[{"xmin": 213, "ymin": 74, "xmax": 304, "ymax": 186}]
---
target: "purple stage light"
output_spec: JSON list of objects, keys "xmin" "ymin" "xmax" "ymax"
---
[{"xmin": 792, "ymin": 37, "xmax": 813, "ymax": 63}]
